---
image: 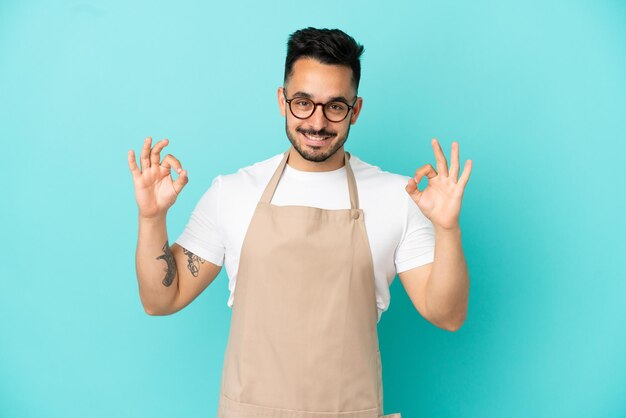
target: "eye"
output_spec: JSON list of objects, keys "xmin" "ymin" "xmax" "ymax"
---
[
  {"xmin": 327, "ymin": 102, "xmax": 347, "ymax": 112},
  {"xmin": 295, "ymin": 99, "xmax": 312, "ymax": 108}
]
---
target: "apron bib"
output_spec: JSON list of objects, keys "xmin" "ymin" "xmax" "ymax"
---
[{"xmin": 217, "ymin": 148, "xmax": 401, "ymax": 418}]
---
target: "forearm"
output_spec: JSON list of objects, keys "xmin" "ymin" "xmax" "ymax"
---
[
  {"xmin": 135, "ymin": 215, "xmax": 178, "ymax": 315},
  {"xmin": 425, "ymin": 226, "xmax": 469, "ymax": 330}
]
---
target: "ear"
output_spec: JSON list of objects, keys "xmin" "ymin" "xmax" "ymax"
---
[
  {"xmin": 277, "ymin": 86, "xmax": 286, "ymax": 117},
  {"xmin": 350, "ymin": 97, "xmax": 363, "ymax": 125}
]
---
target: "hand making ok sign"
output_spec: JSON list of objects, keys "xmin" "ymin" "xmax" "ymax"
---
[
  {"xmin": 127, "ymin": 137, "xmax": 189, "ymax": 219},
  {"xmin": 405, "ymin": 138, "xmax": 473, "ymax": 231}
]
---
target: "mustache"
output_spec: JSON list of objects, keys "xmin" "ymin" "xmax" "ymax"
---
[{"xmin": 296, "ymin": 127, "xmax": 337, "ymax": 137}]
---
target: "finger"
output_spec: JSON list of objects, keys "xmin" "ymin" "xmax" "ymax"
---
[
  {"xmin": 431, "ymin": 138, "xmax": 449, "ymax": 177},
  {"xmin": 405, "ymin": 177, "xmax": 421, "ymax": 197},
  {"xmin": 127, "ymin": 150, "xmax": 140, "ymax": 179},
  {"xmin": 160, "ymin": 154, "xmax": 183, "ymax": 174},
  {"xmin": 172, "ymin": 169, "xmax": 189, "ymax": 195},
  {"xmin": 413, "ymin": 163, "xmax": 437, "ymax": 187},
  {"xmin": 458, "ymin": 159, "xmax": 473, "ymax": 188},
  {"xmin": 150, "ymin": 138, "xmax": 169, "ymax": 165},
  {"xmin": 140, "ymin": 137, "xmax": 152, "ymax": 171},
  {"xmin": 449, "ymin": 141, "xmax": 460, "ymax": 181}
]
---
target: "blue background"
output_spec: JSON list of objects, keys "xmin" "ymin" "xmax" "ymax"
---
[{"xmin": 1, "ymin": 1, "xmax": 625, "ymax": 417}]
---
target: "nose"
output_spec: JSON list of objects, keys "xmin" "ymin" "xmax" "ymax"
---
[{"xmin": 308, "ymin": 103, "xmax": 329, "ymax": 129}]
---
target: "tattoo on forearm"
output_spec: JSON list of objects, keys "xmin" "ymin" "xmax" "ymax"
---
[
  {"xmin": 156, "ymin": 240, "xmax": 177, "ymax": 287},
  {"xmin": 183, "ymin": 248, "xmax": 206, "ymax": 277}
]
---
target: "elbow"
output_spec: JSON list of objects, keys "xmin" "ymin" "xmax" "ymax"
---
[
  {"xmin": 427, "ymin": 315, "xmax": 465, "ymax": 332},
  {"xmin": 139, "ymin": 288, "xmax": 178, "ymax": 316},
  {"xmin": 428, "ymin": 309, "xmax": 466, "ymax": 332},
  {"xmin": 426, "ymin": 297, "xmax": 468, "ymax": 332},
  {"xmin": 143, "ymin": 305, "xmax": 162, "ymax": 316},
  {"xmin": 142, "ymin": 301, "xmax": 175, "ymax": 316},
  {"xmin": 441, "ymin": 313, "xmax": 466, "ymax": 332},
  {"xmin": 443, "ymin": 320, "xmax": 464, "ymax": 332},
  {"xmin": 144, "ymin": 305, "xmax": 161, "ymax": 316}
]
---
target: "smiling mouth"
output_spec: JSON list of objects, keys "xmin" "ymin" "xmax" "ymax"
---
[{"xmin": 302, "ymin": 132, "xmax": 333, "ymax": 142}]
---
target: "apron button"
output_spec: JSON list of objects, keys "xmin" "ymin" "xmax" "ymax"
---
[{"xmin": 352, "ymin": 211, "xmax": 360, "ymax": 220}]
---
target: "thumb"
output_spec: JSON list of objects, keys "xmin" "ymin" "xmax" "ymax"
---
[{"xmin": 172, "ymin": 169, "xmax": 189, "ymax": 195}]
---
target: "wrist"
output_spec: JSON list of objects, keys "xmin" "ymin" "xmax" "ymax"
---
[
  {"xmin": 138, "ymin": 212, "xmax": 167, "ymax": 225},
  {"xmin": 434, "ymin": 224, "xmax": 461, "ymax": 237}
]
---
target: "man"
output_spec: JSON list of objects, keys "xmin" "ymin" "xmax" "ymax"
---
[{"xmin": 128, "ymin": 27, "xmax": 471, "ymax": 418}]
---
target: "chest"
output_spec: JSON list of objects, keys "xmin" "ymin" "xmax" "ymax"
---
[{"xmin": 219, "ymin": 180, "xmax": 404, "ymax": 274}]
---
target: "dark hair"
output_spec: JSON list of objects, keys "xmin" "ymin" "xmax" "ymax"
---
[{"xmin": 284, "ymin": 27, "xmax": 365, "ymax": 92}]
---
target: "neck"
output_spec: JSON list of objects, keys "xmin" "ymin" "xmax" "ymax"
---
[{"xmin": 287, "ymin": 147, "xmax": 347, "ymax": 172}]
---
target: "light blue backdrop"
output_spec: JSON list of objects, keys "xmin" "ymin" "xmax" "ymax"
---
[{"xmin": 1, "ymin": 1, "xmax": 625, "ymax": 417}]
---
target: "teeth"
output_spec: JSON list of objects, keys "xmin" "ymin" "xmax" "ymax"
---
[{"xmin": 304, "ymin": 133, "xmax": 329, "ymax": 141}]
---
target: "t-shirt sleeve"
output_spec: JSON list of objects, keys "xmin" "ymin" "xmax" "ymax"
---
[
  {"xmin": 394, "ymin": 193, "xmax": 435, "ymax": 273},
  {"xmin": 174, "ymin": 176, "xmax": 225, "ymax": 266}
]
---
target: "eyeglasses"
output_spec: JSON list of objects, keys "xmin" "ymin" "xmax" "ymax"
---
[{"xmin": 283, "ymin": 92, "xmax": 357, "ymax": 123}]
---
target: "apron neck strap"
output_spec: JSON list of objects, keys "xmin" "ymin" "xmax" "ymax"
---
[{"xmin": 260, "ymin": 147, "xmax": 360, "ymax": 210}]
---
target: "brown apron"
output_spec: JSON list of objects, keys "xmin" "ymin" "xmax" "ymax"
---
[{"xmin": 217, "ymin": 148, "xmax": 401, "ymax": 418}]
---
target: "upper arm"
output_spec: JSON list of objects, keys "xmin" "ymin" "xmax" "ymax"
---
[
  {"xmin": 398, "ymin": 262, "xmax": 433, "ymax": 321},
  {"xmin": 167, "ymin": 243, "xmax": 222, "ymax": 314}
]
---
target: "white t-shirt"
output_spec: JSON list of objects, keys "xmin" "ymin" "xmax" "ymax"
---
[{"xmin": 175, "ymin": 152, "xmax": 435, "ymax": 321}]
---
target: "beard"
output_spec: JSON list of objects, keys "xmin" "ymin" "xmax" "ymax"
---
[{"xmin": 285, "ymin": 121, "xmax": 351, "ymax": 163}]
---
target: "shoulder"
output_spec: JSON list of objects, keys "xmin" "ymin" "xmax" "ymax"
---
[
  {"xmin": 196, "ymin": 153, "xmax": 284, "ymax": 225},
  {"xmin": 350, "ymin": 153, "xmax": 421, "ymax": 219},
  {"xmin": 350, "ymin": 154, "xmax": 410, "ymax": 188}
]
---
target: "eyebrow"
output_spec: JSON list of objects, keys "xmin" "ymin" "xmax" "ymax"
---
[{"xmin": 291, "ymin": 91, "xmax": 352, "ymax": 104}]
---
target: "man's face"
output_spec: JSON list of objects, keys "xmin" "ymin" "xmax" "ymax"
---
[{"xmin": 278, "ymin": 57, "xmax": 363, "ymax": 163}]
